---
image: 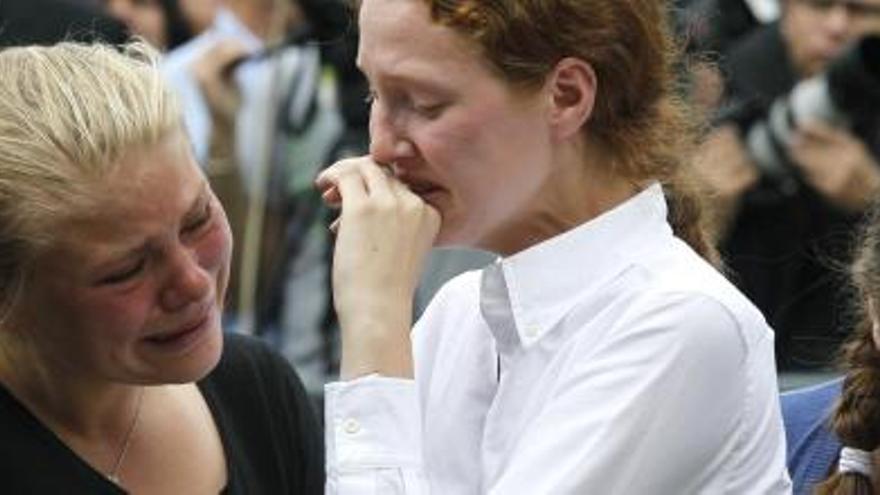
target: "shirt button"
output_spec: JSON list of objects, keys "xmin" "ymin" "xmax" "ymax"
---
[
  {"xmin": 342, "ymin": 418, "xmax": 361, "ymax": 435},
  {"xmin": 524, "ymin": 326, "xmax": 540, "ymax": 338}
]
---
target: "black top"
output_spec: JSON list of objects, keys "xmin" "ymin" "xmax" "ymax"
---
[{"xmin": 0, "ymin": 333, "xmax": 324, "ymax": 494}]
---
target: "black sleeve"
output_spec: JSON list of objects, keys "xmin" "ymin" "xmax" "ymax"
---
[{"xmin": 204, "ymin": 333, "xmax": 325, "ymax": 494}]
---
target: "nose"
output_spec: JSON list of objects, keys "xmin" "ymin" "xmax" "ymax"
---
[
  {"xmin": 160, "ymin": 245, "xmax": 211, "ymax": 311},
  {"xmin": 368, "ymin": 103, "xmax": 416, "ymax": 165}
]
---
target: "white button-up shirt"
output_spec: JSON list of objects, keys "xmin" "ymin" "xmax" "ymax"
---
[{"xmin": 325, "ymin": 184, "xmax": 792, "ymax": 494}]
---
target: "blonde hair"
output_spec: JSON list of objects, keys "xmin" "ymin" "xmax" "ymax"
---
[{"xmin": 0, "ymin": 40, "xmax": 181, "ymax": 321}]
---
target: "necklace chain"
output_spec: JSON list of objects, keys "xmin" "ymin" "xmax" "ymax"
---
[{"xmin": 106, "ymin": 388, "xmax": 145, "ymax": 484}]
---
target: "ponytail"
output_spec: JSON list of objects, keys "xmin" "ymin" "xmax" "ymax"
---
[
  {"xmin": 663, "ymin": 173, "xmax": 721, "ymax": 269},
  {"xmin": 816, "ymin": 326, "xmax": 880, "ymax": 494}
]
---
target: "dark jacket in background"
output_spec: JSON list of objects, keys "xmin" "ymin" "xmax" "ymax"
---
[
  {"xmin": 719, "ymin": 23, "xmax": 880, "ymax": 370},
  {"xmin": 0, "ymin": 0, "xmax": 128, "ymax": 47}
]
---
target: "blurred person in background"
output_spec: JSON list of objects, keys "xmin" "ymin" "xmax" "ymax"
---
[
  {"xmin": 694, "ymin": 0, "xmax": 880, "ymax": 371},
  {"xmin": 0, "ymin": 41, "xmax": 322, "ymax": 493},
  {"xmin": 102, "ymin": 0, "xmax": 218, "ymax": 51},
  {"xmin": 163, "ymin": 0, "xmax": 344, "ymax": 400}
]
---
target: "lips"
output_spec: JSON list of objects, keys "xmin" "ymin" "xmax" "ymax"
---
[
  {"xmin": 145, "ymin": 314, "xmax": 208, "ymax": 344},
  {"xmin": 403, "ymin": 178, "xmax": 445, "ymax": 199}
]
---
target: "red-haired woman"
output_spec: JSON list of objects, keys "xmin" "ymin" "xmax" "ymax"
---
[{"xmin": 318, "ymin": 0, "xmax": 792, "ymax": 492}]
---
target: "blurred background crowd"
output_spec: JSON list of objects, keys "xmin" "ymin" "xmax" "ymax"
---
[{"xmin": 2, "ymin": 0, "xmax": 878, "ymax": 400}]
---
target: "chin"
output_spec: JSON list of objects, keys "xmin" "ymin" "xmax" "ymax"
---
[{"xmin": 161, "ymin": 319, "xmax": 225, "ymax": 384}]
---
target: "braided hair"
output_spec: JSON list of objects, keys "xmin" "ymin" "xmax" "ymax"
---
[{"xmin": 817, "ymin": 202, "xmax": 880, "ymax": 494}]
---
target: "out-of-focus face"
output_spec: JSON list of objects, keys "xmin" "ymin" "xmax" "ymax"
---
[
  {"xmin": 178, "ymin": 0, "xmax": 218, "ymax": 35},
  {"xmin": 15, "ymin": 132, "xmax": 231, "ymax": 385},
  {"xmin": 104, "ymin": 0, "xmax": 168, "ymax": 50},
  {"xmin": 358, "ymin": 0, "xmax": 555, "ymax": 251},
  {"xmin": 783, "ymin": 0, "xmax": 880, "ymax": 77}
]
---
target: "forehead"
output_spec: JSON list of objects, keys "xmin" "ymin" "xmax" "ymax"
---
[
  {"xmin": 51, "ymin": 135, "xmax": 204, "ymax": 258},
  {"xmin": 357, "ymin": 0, "xmax": 488, "ymax": 82}
]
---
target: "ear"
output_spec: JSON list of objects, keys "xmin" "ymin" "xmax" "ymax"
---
[{"xmin": 545, "ymin": 57, "xmax": 597, "ymax": 142}]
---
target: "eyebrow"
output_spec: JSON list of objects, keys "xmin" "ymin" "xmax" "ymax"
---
[{"xmin": 92, "ymin": 181, "xmax": 211, "ymax": 268}]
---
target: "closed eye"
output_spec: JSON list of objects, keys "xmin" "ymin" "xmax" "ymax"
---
[
  {"xmin": 182, "ymin": 201, "xmax": 212, "ymax": 235},
  {"xmin": 413, "ymin": 101, "xmax": 446, "ymax": 119},
  {"xmin": 98, "ymin": 259, "xmax": 146, "ymax": 285}
]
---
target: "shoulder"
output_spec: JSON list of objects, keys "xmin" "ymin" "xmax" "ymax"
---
[
  {"xmin": 781, "ymin": 379, "xmax": 842, "ymax": 449},
  {"xmin": 200, "ymin": 333, "xmax": 314, "ymax": 418},
  {"xmin": 780, "ymin": 379, "xmax": 843, "ymax": 492},
  {"xmin": 415, "ymin": 268, "xmax": 482, "ymax": 328},
  {"xmin": 201, "ymin": 333, "xmax": 324, "ymax": 492},
  {"xmin": 209, "ymin": 332, "xmax": 300, "ymax": 387},
  {"xmin": 622, "ymin": 241, "xmax": 772, "ymax": 355}
]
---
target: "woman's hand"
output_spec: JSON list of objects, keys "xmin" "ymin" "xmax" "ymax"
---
[{"xmin": 316, "ymin": 157, "xmax": 441, "ymax": 379}]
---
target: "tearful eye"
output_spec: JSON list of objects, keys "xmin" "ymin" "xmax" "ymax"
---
[
  {"xmin": 99, "ymin": 259, "xmax": 146, "ymax": 285},
  {"xmin": 364, "ymin": 91, "xmax": 378, "ymax": 106},
  {"xmin": 183, "ymin": 202, "xmax": 212, "ymax": 234}
]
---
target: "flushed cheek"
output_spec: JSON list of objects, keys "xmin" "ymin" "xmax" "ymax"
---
[
  {"xmin": 196, "ymin": 222, "xmax": 233, "ymax": 277},
  {"xmin": 67, "ymin": 291, "xmax": 155, "ymax": 345}
]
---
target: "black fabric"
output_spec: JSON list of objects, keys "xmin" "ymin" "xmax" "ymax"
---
[
  {"xmin": 0, "ymin": 0, "xmax": 128, "ymax": 47},
  {"xmin": 718, "ymin": 23, "xmax": 880, "ymax": 370},
  {"xmin": 0, "ymin": 333, "xmax": 324, "ymax": 494}
]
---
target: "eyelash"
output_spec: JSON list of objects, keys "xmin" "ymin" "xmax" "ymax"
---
[
  {"xmin": 99, "ymin": 259, "xmax": 146, "ymax": 285},
  {"xmin": 183, "ymin": 202, "xmax": 213, "ymax": 234},
  {"xmin": 366, "ymin": 90, "xmax": 445, "ymax": 121}
]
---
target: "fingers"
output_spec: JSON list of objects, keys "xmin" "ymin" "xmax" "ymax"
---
[
  {"xmin": 792, "ymin": 120, "xmax": 842, "ymax": 146},
  {"xmin": 360, "ymin": 159, "xmax": 395, "ymax": 198},
  {"xmin": 316, "ymin": 159, "xmax": 359, "ymax": 208},
  {"xmin": 316, "ymin": 157, "xmax": 395, "ymax": 208}
]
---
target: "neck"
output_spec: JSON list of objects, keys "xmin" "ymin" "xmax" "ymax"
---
[
  {"xmin": 0, "ymin": 336, "xmax": 143, "ymax": 441},
  {"xmin": 480, "ymin": 140, "xmax": 642, "ymax": 256}
]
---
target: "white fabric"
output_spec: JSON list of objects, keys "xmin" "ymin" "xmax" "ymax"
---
[
  {"xmin": 161, "ymin": 8, "xmax": 262, "ymax": 165},
  {"xmin": 839, "ymin": 447, "xmax": 873, "ymax": 477},
  {"xmin": 325, "ymin": 184, "xmax": 793, "ymax": 494}
]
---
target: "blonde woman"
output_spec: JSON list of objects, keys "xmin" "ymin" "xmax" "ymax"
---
[{"xmin": 0, "ymin": 42, "xmax": 322, "ymax": 493}]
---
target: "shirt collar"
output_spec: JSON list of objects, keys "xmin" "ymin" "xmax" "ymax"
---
[{"xmin": 480, "ymin": 183, "xmax": 672, "ymax": 349}]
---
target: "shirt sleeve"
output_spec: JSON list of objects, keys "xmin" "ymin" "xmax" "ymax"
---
[{"xmin": 325, "ymin": 376, "xmax": 428, "ymax": 494}]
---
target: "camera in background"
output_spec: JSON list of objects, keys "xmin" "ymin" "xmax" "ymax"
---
[{"xmin": 728, "ymin": 35, "xmax": 880, "ymax": 193}]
